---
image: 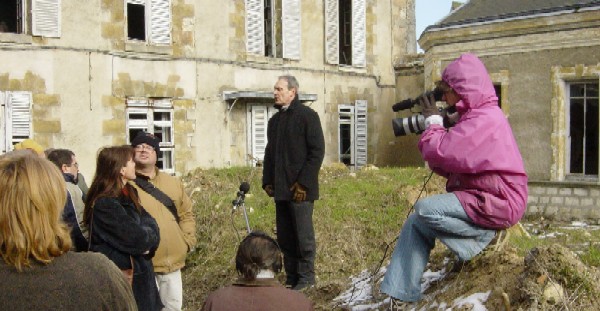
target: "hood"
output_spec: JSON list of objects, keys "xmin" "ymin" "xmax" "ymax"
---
[{"xmin": 442, "ymin": 53, "xmax": 498, "ymax": 113}]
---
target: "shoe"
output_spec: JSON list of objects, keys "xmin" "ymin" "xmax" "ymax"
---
[
  {"xmin": 292, "ymin": 282, "xmax": 314, "ymax": 291},
  {"xmin": 389, "ymin": 297, "xmax": 413, "ymax": 310}
]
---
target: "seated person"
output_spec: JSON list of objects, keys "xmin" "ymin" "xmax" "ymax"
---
[
  {"xmin": 202, "ymin": 231, "xmax": 314, "ymax": 311},
  {"xmin": 0, "ymin": 152, "xmax": 137, "ymax": 310}
]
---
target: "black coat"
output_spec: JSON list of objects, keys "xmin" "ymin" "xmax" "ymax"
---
[
  {"xmin": 262, "ymin": 97, "xmax": 325, "ymax": 201},
  {"xmin": 89, "ymin": 194, "xmax": 163, "ymax": 311}
]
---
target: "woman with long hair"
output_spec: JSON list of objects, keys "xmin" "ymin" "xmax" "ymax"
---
[
  {"xmin": 84, "ymin": 145, "xmax": 162, "ymax": 311},
  {"xmin": 0, "ymin": 151, "xmax": 136, "ymax": 310}
]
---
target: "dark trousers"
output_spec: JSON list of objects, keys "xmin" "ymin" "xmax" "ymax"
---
[{"xmin": 275, "ymin": 200, "xmax": 316, "ymax": 286}]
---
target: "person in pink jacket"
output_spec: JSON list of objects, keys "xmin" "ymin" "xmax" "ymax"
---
[{"xmin": 381, "ymin": 53, "xmax": 528, "ymax": 309}]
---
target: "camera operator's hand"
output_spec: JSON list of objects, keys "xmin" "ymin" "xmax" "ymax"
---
[
  {"xmin": 289, "ymin": 182, "xmax": 307, "ymax": 202},
  {"xmin": 420, "ymin": 92, "xmax": 440, "ymax": 118},
  {"xmin": 263, "ymin": 184, "xmax": 274, "ymax": 197}
]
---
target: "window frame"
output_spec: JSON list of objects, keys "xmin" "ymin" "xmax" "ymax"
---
[
  {"xmin": 246, "ymin": 103, "xmax": 277, "ymax": 166},
  {"xmin": 125, "ymin": 0, "xmax": 171, "ymax": 45},
  {"xmin": 245, "ymin": 0, "xmax": 301, "ymax": 60},
  {"xmin": 337, "ymin": 100, "xmax": 367, "ymax": 169},
  {"xmin": 325, "ymin": 0, "xmax": 366, "ymax": 68},
  {"xmin": 1, "ymin": 91, "xmax": 33, "ymax": 153},
  {"xmin": 565, "ymin": 80, "xmax": 600, "ymax": 180},
  {"xmin": 126, "ymin": 97, "xmax": 175, "ymax": 174},
  {"xmin": 0, "ymin": 0, "xmax": 61, "ymax": 38}
]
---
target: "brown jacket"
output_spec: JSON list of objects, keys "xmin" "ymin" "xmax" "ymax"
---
[
  {"xmin": 131, "ymin": 168, "xmax": 197, "ymax": 273},
  {"xmin": 201, "ymin": 278, "xmax": 314, "ymax": 311},
  {"xmin": 0, "ymin": 252, "xmax": 137, "ymax": 310}
]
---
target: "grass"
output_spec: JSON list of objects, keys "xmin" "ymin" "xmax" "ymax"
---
[{"xmin": 180, "ymin": 165, "xmax": 600, "ymax": 310}]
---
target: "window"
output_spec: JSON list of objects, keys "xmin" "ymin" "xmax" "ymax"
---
[
  {"xmin": 338, "ymin": 100, "xmax": 367, "ymax": 168},
  {"xmin": 247, "ymin": 104, "xmax": 277, "ymax": 166},
  {"xmin": 245, "ymin": 0, "xmax": 301, "ymax": 60},
  {"xmin": 126, "ymin": 98, "xmax": 175, "ymax": 174},
  {"xmin": 0, "ymin": 0, "xmax": 61, "ymax": 37},
  {"xmin": 126, "ymin": 0, "xmax": 171, "ymax": 45},
  {"xmin": 325, "ymin": 0, "xmax": 366, "ymax": 67},
  {"xmin": 493, "ymin": 84, "xmax": 502, "ymax": 109},
  {"xmin": 1, "ymin": 91, "xmax": 32, "ymax": 153},
  {"xmin": 568, "ymin": 81, "xmax": 599, "ymax": 177}
]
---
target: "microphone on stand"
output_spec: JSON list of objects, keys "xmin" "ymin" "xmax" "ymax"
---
[{"xmin": 232, "ymin": 182, "xmax": 250, "ymax": 210}]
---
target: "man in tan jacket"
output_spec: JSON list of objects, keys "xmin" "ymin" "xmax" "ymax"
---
[{"xmin": 131, "ymin": 132, "xmax": 197, "ymax": 311}]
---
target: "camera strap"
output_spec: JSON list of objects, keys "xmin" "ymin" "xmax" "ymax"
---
[{"xmin": 134, "ymin": 177, "xmax": 180, "ymax": 223}]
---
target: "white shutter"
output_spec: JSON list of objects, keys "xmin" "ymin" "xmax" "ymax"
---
[
  {"xmin": 354, "ymin": 100, "xmax": 367, "ymax": 168},
  {"xmin": 324, "ymin": 0, "xmax": 339, "ymax": 65},
  {"xmin": 32, "ymin": 0, "xmax": 61, "ymax": 38},
  {"xmin": 250, "ymin": 105, "xmax": 269, "ymax": 166},
  {"xmin": 351, "ymin": 0, "xmax": 366, "ymax": 67},
  {"xmin": 282, "ymin": 0, "xmax": 301, "ymax": 60},
  {"xmin": 245, "ymin": 0, "xmax": 265, "ymax": 56},
  {"xmin": 150, "ymin": 0, "xmax": 171, "ymax": 45},
  {"xmin": 6, "ymin": 92, "xmax": 33, "ymax": 150}
]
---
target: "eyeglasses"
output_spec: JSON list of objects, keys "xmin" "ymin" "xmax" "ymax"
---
[
  {"xmin": 134, "ymin": 144, "xmax": 155, "ymax": 152},
  {"xmin": 70, "ymin": 162, "xmax": 79, "ymax": 168}
]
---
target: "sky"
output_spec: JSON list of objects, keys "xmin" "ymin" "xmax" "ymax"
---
[{"xmin": 415, "ymin": 0, "xmax": 461, "ymax": 51}]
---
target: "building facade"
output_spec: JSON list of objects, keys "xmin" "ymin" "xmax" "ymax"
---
[{"xmin": 0, "ymin": 0, "xmax": 418, "ymax": 177}]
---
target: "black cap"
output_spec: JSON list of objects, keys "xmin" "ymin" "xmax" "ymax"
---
[{"xmin": 131, "ymin": 132, "xmax": 160, "ymax": 153}]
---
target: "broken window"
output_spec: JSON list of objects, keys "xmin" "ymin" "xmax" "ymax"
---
[
  {"xmin": 126, "ymin": 0, "xmax": 171, "ymax": 45},
  {"xmin": 126, "ymin": 98, "xmax": 175, "ymax": 174},
  {"xmin": 568, "ymin": 81, "xmax": 599, "ymax": 177},
  {"xmin": 325, "ymin": 0, "xmax": 366, "ymax": 67}
]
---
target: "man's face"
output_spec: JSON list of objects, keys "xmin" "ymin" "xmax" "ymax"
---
[
  {"xmin": 273, "ymin": 79, "xmax": 296, "ymax": 107},
  {"xmin": 62, "ymin": 155, "xmax": 79, "ymax": 177},
  {"xmin": 134, "ymin": 143, "xmax": 158, "ymax": 166}
]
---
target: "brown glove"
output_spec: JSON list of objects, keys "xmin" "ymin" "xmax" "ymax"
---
[
  {"xmin": 289, "ymin": 182, "xmax": 307, "ymax": 202},
  {"xmin": 263, "ymin": 184, "xmax": 274, "ymax": 197}
]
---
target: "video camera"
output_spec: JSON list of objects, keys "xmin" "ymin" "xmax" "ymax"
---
[{"xmin": 392, "ymin": 87, "xmax": 454, "ymax": 136}]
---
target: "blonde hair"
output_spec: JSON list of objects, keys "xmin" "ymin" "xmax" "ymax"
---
[{"xmin": 0, "ymin": 152, "xmax": 72, "ymax": 271}]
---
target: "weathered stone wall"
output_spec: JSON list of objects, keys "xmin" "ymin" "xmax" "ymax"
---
[{"xmin": 527, "ymin": 182, "xmax": 600, "ymax": 224}]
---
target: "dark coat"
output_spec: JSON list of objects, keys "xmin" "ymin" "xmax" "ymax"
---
[
  {"xmin": 262, "ymin": 97, "xmax": 325, "ymax": 201},
  {"xmin": 61, "ymin": 173, "xmax": 88, "ymax": 252},
  {"xmin": 89, "ymin": 194, "xmax": 163, "ymax": 311}
]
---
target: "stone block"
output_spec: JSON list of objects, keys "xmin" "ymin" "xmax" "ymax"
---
[
  {"xmin": 564, "ymin": 197, "xmax": 579, "ymax": 206},
  {"xmin": 33, "ymin": 94, "xmax": 60, "ymax": 106},
  {"xmin": 540, "ymin": 197, "xmax": 550, "ymax": 204},
  {"xmin": 546, "ymin": 187, "xmax": 558, "ymax": 195},
  {"xmin": 550, "ymin": 197, "xmax": 563, "ymax": 205},
  {"xmin": 103, "ymin": 119, "xmax": 125, "ymax": 135},
  {"xmin": 581, "ymin": 198, "xmax": 594, "ymax": 206},
  {"xmin": 33, "ymin": 120, "xmax": 61, "ymax": 133},
  {"xmin": 573, "ymin": 188, "xmax": 588, "ymax": 196},
  {"xmin": 558, "ymin": 188, "xmax": 572, "ymax": 196},
  {"xmin": 528, "ymin": 196, "xmax": 538, "ymax": 204}
]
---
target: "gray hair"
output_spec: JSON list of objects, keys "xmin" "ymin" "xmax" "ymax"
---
[{"xmin": 278, "ymin": 75, "xmax": 299, "ymax": 91}]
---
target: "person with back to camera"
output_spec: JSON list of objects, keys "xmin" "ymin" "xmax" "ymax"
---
[
  {"xmin": 0, "ymin": 151, "xmax": 137, "ymax": 310},
  {"xmin": 201, "ymin": 231, "xmax": 314, "ymax": 311},
  {"xmin": 380, "ymin": 53, "xmax": 528, "ymax": 310},
  {"xmin": 84, "ymin": 145, "xmax": 163, "ymax": 311}
]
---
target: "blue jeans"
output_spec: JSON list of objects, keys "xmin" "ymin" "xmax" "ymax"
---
[{"xmin": 380, "ymin": 193, "xmax": 495, "ymax": 302}]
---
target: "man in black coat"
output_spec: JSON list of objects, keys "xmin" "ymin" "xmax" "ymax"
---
[{"xmin": 262, "ymin": 75, "xmax": 325, "ymax": 290}]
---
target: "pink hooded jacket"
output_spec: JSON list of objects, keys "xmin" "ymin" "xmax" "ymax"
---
[{"xmin": 418, "ymin": 53, "xmax": 528, "ymax": 229}]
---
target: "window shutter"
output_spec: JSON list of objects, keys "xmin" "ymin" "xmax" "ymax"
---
[
  {"xmin": 32, "ymin": 0, "xmax": 61, "ymax": 38},
  {"xmin": 245, "ymin": 0, "xmax": 265, "ymax": 56},
  {"xmin": 0, "ymin": 92, "xmax": 6, "ymax": 153},
  {"xmin": 354, "ymin": 100, "xmax": 367, "ymax": 168},
  {"xmin": 6, "ymin": 92, "xmax": 33, "ymax": 150},
  {"xmin": 351, "ymin": 0, "xmax": 366, "ymax": 67},
  {"xmin": 250, "ymin": 105, "xmax": 269, "ymax": 166},
  {"xmin": 149, "ymin": 0, "xmax": 171, "ymax": 45},
  {"xmin": 324, "ymin": 0, "xmax": 339, "ymax": 65},
  {"xmin": 282, "ymin": 0, "xmax": 301, "ymax": 60}
]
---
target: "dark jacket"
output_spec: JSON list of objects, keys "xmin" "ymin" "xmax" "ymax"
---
[
  {"xmin": 61, "ymin": 173, "xmax": 88, "ymax": 252},
  {"xmin": 89, "ymin": 194, "xmax": 163, "ymax": 311},
  {"xmin": 201, "ymin": 278, "xmax": 314, "ymax": 311},
  {"xmin": 262, "ymin": 97, "xmax": 325, "ymax": 201}
]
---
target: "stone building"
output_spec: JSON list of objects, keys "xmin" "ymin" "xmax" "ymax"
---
[
  {"xmin": 418, "ymin": 0, "xmax": 600, "ymax": 222},
  {"xmin": 0, "ymin": 0, "xmax": 419, "ymax": 177}
]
